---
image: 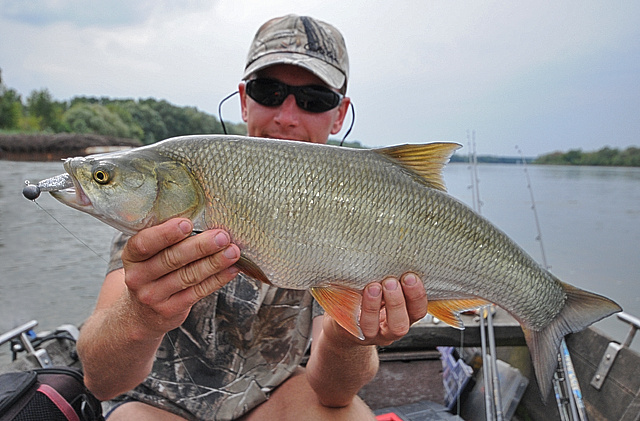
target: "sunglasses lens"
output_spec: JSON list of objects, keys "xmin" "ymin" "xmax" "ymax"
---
[
  {"xmin": 246, "ymin": 79, "xmax": 341, "ymax": 113},
  {"xmin": 246, "ymin": 79, "xmax": 287, "ymax": 106},
  {"xmin": 295, "ymin": 86, "xmax": 341, "ymax": 113}
]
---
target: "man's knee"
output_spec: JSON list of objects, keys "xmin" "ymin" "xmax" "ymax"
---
[
  {"xmin": 107, "ymin": 401, "xmax": 188, "ymax": 420},
  {"xmin": 241, "ymin": 368, "xmax": 375, "ymax": 421}
]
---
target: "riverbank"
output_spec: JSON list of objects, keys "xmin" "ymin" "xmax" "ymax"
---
[{"xmin": 0, "ymin": 133, "xmax": 142, "ymax": 161}]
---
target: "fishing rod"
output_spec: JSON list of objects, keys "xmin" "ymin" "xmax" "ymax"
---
[
  {"xmin": 479, "ymin": 305, "xmax": 496, "ymax": 420},
  {"xmin": 467, "ymin": 130, "xmax": 483, "ymax": 214},
  {"xmin": 468, "ymin": 132, "xmax": 503, "ymax": 421},
  {"xmin": 516, "ymin": 146, "xmax": 588, "ymax": 421}
]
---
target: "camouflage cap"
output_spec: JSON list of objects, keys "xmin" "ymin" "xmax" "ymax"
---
[{"xmin": 243, "ymin": 15, "xmax": 349, "ymax": 93}]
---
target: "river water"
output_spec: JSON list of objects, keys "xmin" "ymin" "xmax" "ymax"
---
[{"xmin": 1, "ymin": 160, "xmax": 639, "ymax": 361}]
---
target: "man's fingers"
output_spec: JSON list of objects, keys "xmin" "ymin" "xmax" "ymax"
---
[
  {"xmin": 381, "ymin": 278, "xmax": 410, "ymax": 338},
  {"xmin": 173, "ymin": 241, "xmax": 238, "ymax": 290},
  {"xmin": 400, "ymin": 273, "xmax": 428, "ymax": 324},
  {"xmin": 124, "ymin": 219, "xmax": 192, "ymax": 264},
  {"xmin": 170, "ymin": 265, "xmax": 240, "ymax": 312},
  {"xmin": 125, "ymin": 225, "xmax": 233, "ymax": 285},
  {"xmin": 359, "ymin": 283, "xmax": 382, "ymax": 338},
  {"xmin": 145, "ymin": 242, "xmax": 240, "ymax": 302}
]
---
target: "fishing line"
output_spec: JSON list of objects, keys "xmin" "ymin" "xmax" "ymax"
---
[
  {"xmin": 32, "ymin": 200, "xmax": 107, "ymax": 264},
  {"xmin": 32, "ymin": 199, "xmax": 203, "ymax": 398}
]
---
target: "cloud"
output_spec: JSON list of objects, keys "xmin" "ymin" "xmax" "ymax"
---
[
  {"xmin": 1, "ymin": 0, "xmax": 639, "ymax": 156},
  {"xmin": 1, "ymin": 0, "xmax": 147, "ymax": 27},
  {"xmin": 0, "ymin": 0, "xmax": 217, "ymax": 28}
]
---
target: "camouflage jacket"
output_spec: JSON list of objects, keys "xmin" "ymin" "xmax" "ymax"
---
[{"xmin": 105, "ymin": 232, "xmax": 321, "ymax": 420}]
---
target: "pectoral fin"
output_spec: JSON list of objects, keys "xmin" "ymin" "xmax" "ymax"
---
[
  {"xmin": 428, "ymin": 298, "xmax": 490, "ymax": 329},
  {"xmin": 235, "ymin": 254, "xmax": 272, "ymax": 285},
  {"xmin": 310, "ymin": 285, "xmax": 364, "ymax": 340}
]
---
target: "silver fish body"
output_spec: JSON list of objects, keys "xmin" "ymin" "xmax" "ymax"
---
[
  {"xmin": 178, "ymin": 137, "xmax": 563, "ymax": 327},
  {"xmin": 39, "ymin": 135, "xmax": 620, "ymax": 397}
]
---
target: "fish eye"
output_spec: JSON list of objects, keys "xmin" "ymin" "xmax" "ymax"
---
[{"xmin": 93, "ymin": 168, "xmax": 111, "ymax": 184}]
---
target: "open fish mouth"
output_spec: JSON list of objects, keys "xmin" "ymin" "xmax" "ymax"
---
[
  {"xmin": 23, "ymin": 172, "xmax": 86, "ymax": 205},
  {"xmin": 44, "ymin": 173, "xmax": 92, "ymax": 209}
]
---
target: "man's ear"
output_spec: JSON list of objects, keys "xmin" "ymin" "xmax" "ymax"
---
[
  {"xmin": 330, "ymin": 97, "xmax": 351, "ymax": 135},
  {"xmin": 239, "ymin": 82, "xmax": 249, "ymax": 122}
]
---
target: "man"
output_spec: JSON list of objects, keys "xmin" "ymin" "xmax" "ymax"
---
[{"xmin": 77, "ymin": 15, "xmax": 428, "ymax": 420}]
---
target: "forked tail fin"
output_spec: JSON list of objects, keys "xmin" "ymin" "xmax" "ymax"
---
[{"xmin": 522, "ymin": 279, "xmax": 621, "ymax": 399}]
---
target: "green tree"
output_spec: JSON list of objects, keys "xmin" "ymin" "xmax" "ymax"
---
[
  {"xmin": 120, "ymin": 100, "xmax": 168, "ymax": 144},
  {"xmin": 105, "ymin": 103, "xmax": 144, "ymax": 140},
  {"xmin": 26, "ymin": 89, "xmax": 64, "ymax": 131},
  {"xmin": 140, "ymin": 98, "xmax": 230, "ymax": 138},
  {"xmin": 141, "ymin": 99, "xmax": 192, "ymax": 138},
  {"xmin": 0, "ymin": 85, "xmax": 22, "ymax": 130},
  {"xmin": 62, "ymin": 103, "xmax": 138, "ymax": 138},
  {"xmin": 563, "ymin": 149, "xmax": 583, "ymax": 165},
  {"xmin": 184, "ymin": 106, "xmax": 223, "ymax": 134},
  {"xmin": 621, "ymin": 147, "xmax": 640, "ymax": 167},
  {"xmin": 535, "ymin": 146, "xmax": 640, "ymax": 167}
]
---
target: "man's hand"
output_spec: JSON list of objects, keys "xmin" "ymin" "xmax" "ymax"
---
[
  {"xmin": 307, "ymin": 273, "xmax": 427, "ymax": 408},
  {"xmin": 322, "ymin": 273, "xmax": 428, "ymax": 347},
  {"xmin": 121, "ymin": 218, "xmax": 241, "ymax": 337}
]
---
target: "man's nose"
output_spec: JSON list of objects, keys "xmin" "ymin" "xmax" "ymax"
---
[{"xmin": 273, "ymin": 94, "xmax": 300, "ymax": 127}]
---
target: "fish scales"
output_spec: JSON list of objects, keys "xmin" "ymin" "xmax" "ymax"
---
[
  {"xmin": 157, "ymin": 137, "xmax": 564, "ymax": 329},
  {"xmin": 38, "ymin": 134, "xmax": 621, "ymax": 398}
]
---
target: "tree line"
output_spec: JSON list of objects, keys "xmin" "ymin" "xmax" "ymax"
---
[
  {"xmin": 534, "ymin": 147, "xmax": 640, "ymax": 167},
  {"xmin": 3, "ymin": 73, "xmax": 635, "ymax": 164},
  {"xmin": 0, "ymin": 74, "xmax": 246, "ymax": 144}
]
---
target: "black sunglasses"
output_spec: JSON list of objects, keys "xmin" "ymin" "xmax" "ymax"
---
[{"xmin": 245, "ymin": 78, "xmax": 343, "ymax": 113}]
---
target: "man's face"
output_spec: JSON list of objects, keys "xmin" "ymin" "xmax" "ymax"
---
[{"xmin": 239, "ymin": 64, "xmax": 350, "ymax": 144}]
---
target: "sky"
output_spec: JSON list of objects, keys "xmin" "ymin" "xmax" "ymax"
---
[{"xmin": 1, "ymin": 0, "xmax": 639, "ymax": 157}]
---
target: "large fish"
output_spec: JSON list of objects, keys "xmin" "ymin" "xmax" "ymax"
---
[{"xmin": 27, "ymin": 135, "xmax": 620, "ymax": 398}]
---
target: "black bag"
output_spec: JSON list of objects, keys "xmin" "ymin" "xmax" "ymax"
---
[{"xmin": 0, "ymin": 367, "xmax": 103, "ymax": 421}]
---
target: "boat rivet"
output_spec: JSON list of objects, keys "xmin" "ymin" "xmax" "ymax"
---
[
  {"xmin": 606, "ymin": 354, "xmax": 611, "ymax": 359},
  {"xmin": 595, "ymin": 375, "xmax": 601, "ymax": 380}
]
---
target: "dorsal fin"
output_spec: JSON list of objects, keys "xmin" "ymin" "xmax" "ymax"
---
[{"xmin": 374, "ymin": 143, "xmax": 461, "ymax": 192}]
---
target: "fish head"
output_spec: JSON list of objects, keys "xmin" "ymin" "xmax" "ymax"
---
[{"xmin": 50, "ymin": 149, "xmax": 203, "ymax": 235}]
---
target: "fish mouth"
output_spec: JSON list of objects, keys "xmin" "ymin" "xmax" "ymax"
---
[{"xmin": 48, "ymin": 173, "xmax": 92, "ymax": 210}]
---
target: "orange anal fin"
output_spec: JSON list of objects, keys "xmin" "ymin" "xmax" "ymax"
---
[
  {"xmin": 310, "ymin": 285, "xmax": 364, "ymax": 340},
  {"xmin": 235, "ymin": 254, "xmax": 272, "ymax": 285},
  {"xmin": 428, "ymin": 298, "xmax": 490, "ymax": 329}
]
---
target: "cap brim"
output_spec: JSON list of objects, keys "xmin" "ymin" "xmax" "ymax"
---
[{"xmin": 243, "ymin": 52, "xmax": 346, "ymax": 91}]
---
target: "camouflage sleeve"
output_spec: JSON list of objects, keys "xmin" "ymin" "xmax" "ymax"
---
[
  {"xmin": 106, "ymin": 231, "xmax": 130, "ymax": 275},
  {"xmin": 312, "ymin": 298, "xmax": 324, "ymax": 319},
  {"xmin": 106, "ymin": 231, "xmax": 325, "ymax": 320}
]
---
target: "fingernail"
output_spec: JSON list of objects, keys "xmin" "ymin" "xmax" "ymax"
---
[
  {"xmin": 178, "ymin": 220, "xmax": 192, "ymax": 234},
  {"xmin": 367, "ymin": 284, "xmax": 381, "ymax": 298},
  {"xmin": 214, "ymin": 231, "xmax": 229, "ymax": 248},
  {"xmin": 383, "ymin": 278, "xmax": 398, "ymax": 291},
  {"xmin": 403, "ymin": 274, "xmax": 417, "ymax": 286},
  {"xmin": 223, "ymin": 246, "xmax": 238, "ymax": 259}
]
